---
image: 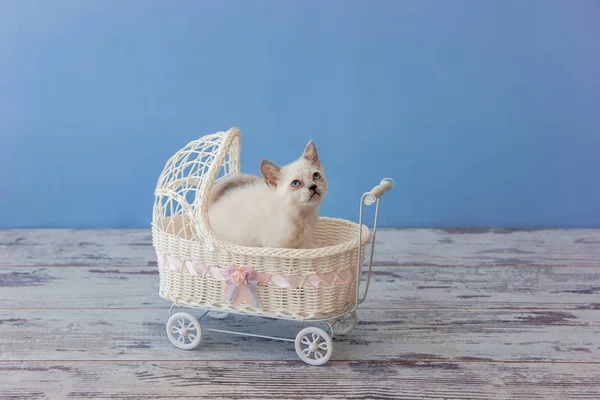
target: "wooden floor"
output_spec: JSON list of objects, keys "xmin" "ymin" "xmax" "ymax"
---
[{"xmin": 1, "ymin": 229, "xmax": 599, "ymax": 399}]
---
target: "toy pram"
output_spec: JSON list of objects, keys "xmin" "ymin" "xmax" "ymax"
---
[{"xmin": 152, "ymin": 128, "xmax": 394, "ymax": 365}]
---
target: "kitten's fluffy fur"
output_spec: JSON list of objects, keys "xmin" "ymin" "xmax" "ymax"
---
[{"xmin": 208, "ymin": 141, "xmax": 327, "ymax": 248}]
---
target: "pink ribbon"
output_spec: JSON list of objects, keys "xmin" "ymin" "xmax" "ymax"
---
[
  {"xmin": 221, "ymin": 265, "xmax": 261, "ymax": 308},
  {"xmin": 157, "ymin": 251, "xmax": 358, "ymax": 288}
]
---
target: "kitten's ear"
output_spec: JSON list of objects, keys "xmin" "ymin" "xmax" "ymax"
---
[
  {"xmin": 303, "ymin": 140, "xmax": 321, "ymax": 166},
  {"xmin": 260, "ymin": 160, "xmax": 281, "ymax": 187}
]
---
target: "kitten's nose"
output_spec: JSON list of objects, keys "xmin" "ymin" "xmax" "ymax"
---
[{"xmin": 309, "ymin": 184, "xmax": 317, "ymax": 192}]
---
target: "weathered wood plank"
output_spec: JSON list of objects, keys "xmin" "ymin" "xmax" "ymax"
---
[
  {"xmin": 2, "ymin": 229, "xmax": 600, "ymax": 267},
  {"xmin": 375, "ymin": 228, "xmax": 600, "ymax": 268},
  {"xmin": 1, "ymin": 308, "xmax": 599, "ymax": 362},
  {"xmin": 2, "ymin": 265, "xmax": 599, "ymax": 310},
  {"xmin": 0, "ymin": 229, "xmax": 156, "ymax": 268},
  {"xmin": 1, "ymin": 361, "xmax": 599, "ymax": 399}
]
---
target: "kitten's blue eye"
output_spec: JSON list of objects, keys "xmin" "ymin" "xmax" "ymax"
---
[
  {"xmin": 313, "ymin": 172, "xmax": 321, "ymax": 180},
  {"xmin": 291, "ymin": 180, "xmax": 301, "ymax": 187}
]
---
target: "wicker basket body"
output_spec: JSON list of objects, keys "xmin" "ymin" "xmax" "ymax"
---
[{"xmin": 152, "ymin": 128, "xmax": 371, "ymax": 321}]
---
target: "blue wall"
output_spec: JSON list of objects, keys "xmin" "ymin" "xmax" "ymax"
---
[{"xmin": 1, "ymin": 0, "xmax": 599, "ymax": 229}]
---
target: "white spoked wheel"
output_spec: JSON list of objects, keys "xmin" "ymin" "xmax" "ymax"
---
[
  {"xmin": 330, "ymin": 311, "xmax": 358, "ymax": 337},
  {"xmin": 208, "ymin": 311, "xmax": 230, "ymax": 320},
  {"xmin": 295, "ymin": 327, "xmax": 333, "ymax": 366},
  {"xmin": 166, "ymin": 312, "xmax": 202, "ymax": 350}
]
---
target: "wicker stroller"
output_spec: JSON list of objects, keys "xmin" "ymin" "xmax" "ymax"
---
[{"xmin": 152, "ymin": 128, "xmax": 394, "ymax": 365}]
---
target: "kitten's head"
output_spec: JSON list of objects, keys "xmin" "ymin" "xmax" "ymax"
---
[{"xmin": 260, "ymin": 140, "xmax": 327, "ymax": 210}]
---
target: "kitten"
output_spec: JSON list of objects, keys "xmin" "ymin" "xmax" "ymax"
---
[{"xmin": 207, "ymin": 141, "xmax": 327, "ymax": 248}]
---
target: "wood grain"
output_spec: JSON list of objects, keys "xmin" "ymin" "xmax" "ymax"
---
[
  {"xmin": 1, "ymin": 308, "xmax": 599, "ymax": 362},
  {"xmin": 1, "ymin": 228, "xmax": 599, "ymax": 399},
  {"xmin": 2, "ymin": 228, "xmax": 600, "ymax": 267},
  {"xmin": 1, "ymin": 265, "xmax": 599, "ymax": 310},
  {"xmin": 1, "ymin": 361, "xmax": 599, "ymax": 400}
]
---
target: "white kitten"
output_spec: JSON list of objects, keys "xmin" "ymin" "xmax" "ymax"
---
[{"xmin": 208, "ymin": 141, "xmax": 327, "ymax": 248}]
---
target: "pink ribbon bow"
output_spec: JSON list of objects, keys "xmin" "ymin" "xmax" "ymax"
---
[{"xmin": 222, "ymin": 266, "xmax": 261, "ymax": 308}]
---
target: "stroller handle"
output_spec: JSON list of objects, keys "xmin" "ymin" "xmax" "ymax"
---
[
  {"xmin": 354, "ymin": 177, "xmax": 395, "ymax": 308},
  {"xmin": 363, "ymin": 178, "xmax": 395, "ymax": 206}
]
